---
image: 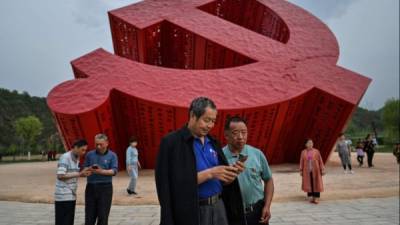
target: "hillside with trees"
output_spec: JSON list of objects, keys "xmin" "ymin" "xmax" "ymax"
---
[
  {"xmin": 0, "ymin": 88, "xmax": 62, "ymax": 156},
  {"xmin": 0, "ymin": 87, "xmax": 398, "ymax": 158}
]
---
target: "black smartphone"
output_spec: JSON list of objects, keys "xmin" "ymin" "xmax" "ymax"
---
[
  {"xmin": 238, "ymin": 155, "xmax": 248, "ymax": 162},
  {"xmin": 91, "ymin": 165, "xmax": 99, "ymax": 169}
]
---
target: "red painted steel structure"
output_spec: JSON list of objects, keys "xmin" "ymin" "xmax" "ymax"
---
[{"xmin": 47, "ymin": 0, "xmax": 371, "ymax": 169}]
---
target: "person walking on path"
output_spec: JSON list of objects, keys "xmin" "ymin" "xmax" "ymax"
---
[
  {"xmin": 336, "ymin": 133, "xmax": 354, "ymax": 174},
  {"xmin": 126, "ymin": 136, "xmax": 141, "ymax": 195}
]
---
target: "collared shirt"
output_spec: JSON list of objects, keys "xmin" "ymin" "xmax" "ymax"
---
[
  {"xmin": 156, "ymin": 125, "xmax": 246, "ymax": 225},
  {"xmin": 83, "ymin": 149, "xmax": 118, "ymax": 184},
  {"xmin": 193, "ymin": 136, "xmax": 223, "ymax": 199},
  {"xmin": 55, "ymin": 151, "xmax": 80, "ymax": 201},
  {"xmin": 126, "ymin": 146, "xmax": 138, "ymax": 165},
  {"xmin": 223, "ymin": 144, "xmax": 272, "ymax": 207}
]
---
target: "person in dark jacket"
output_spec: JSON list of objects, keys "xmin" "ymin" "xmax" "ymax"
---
[
  {"xmin": 363, "ymin": 134, "xmax": 376, "ymax": 167},
  {"xmin": 155, "ymin": 97, "xmax": 246, "ymax": 225}
]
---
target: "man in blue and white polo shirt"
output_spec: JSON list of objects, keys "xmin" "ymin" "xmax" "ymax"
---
[{"xmin": 55, "ymin": 139, "xmax": 91, "ymax": 225}]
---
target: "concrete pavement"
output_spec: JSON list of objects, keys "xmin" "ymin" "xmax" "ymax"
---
[{"xmin": 0, "ymin": 197, "xmax": 398, "ymax": 225}]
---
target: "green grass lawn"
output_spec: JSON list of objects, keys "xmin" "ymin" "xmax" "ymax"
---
[
  {"xmin": 0, "ymin": 154, "xmax": 59, "ymax": 164},
  {"xmin": 375, "ymin": 145, "xmax": 396, "ymax": 153},
  {"xmin": 1, "ymin": 147, "xmax": 396, "ymax": 165}
]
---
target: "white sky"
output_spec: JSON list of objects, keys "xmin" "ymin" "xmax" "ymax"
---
[{"xmin": 0, "ymin": 0, "xmax": 398, "ymax": 110}]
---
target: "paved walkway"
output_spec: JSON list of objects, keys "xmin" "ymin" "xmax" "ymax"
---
[{"xmin": 0, "ymin": 197, "xmax": 398, "ymax": 225}]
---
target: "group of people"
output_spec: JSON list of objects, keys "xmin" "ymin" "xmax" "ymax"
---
[
  {"xmin": 55, "ymin": 134, "xmax": 118, "ymax": 225},
  {"xmin": 54, "ymin": 96, "xmax": 392, "ymax": 225},
  {"xmin": 336, "ymin": 133, "xmax": 377, "ymax": 173},
  {"xmin": 153, "ymin": 97, "xmax": 338, "ymax": 224},
  {"xmin": 54, "ymin": 97, "xmax": 276, "ymax": 225},
  {"xmin": 356, "ymin": 134, "xmax": 378, "ymax": 168},
  {"xmin": 155, "ymin": 97, "xmax": 274, "ymax": 225}
]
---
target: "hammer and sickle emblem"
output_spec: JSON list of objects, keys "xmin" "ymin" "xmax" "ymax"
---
[{"xmin": 48, "ymin": 0, "xmax": 370, "ymax": 168}]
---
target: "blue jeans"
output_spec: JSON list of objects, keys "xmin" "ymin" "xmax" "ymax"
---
[{"xmin": 127, "ymin": 164, "xmax": 138, "ymax": 192}]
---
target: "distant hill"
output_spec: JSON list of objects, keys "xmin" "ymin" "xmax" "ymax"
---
[
  {"xmin": 346, "ymin": 106, "xmax": 383, "ymax": 138},
  {"xmin": 0, "ymin": 87, "xmax": 386, "ymax": 154},
  {"xmin": 0, "ymin": 88, "xmax": 58, "ymax": 153}
]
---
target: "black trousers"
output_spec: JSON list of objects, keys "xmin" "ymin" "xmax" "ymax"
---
[
  {"xmin": 307, "ymin": 172, "xmax": 320, "ymax": 198},
  {"xmin": 342, "ymin": 163, "xmax": 352, "ymax": 170},
  {"xmin": 85, "ymin": 183, "xmax": 113, "ymax": 225},
  {"xmin": 307, "ymin": 192, "xmax": 320, "ymax": 198},
  {"xmin": 357, "ymin": 156, "xmax": 364, "ymax": 165},
  {"xmin": 367, "ymin": 151, "xmax": 375, "ymax": 167},
  {"xmin": 55, "ymin": 200, "xmax": 76, "ymax": 225},
  {"xmin": 245, "ymin": 200, "xmax": 268, "ymax": 225}
]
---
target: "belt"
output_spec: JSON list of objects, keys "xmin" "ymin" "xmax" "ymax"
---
[
  {"xmin": 87, "ymin": 182, "xmax": 112, "ymax": 186},
  {"xmin": 244, "ymin": 199, "xmax": 264, "ymax": 214},
  {"xmin": 199, "ymin": 194, "xmax": 221, "ymax": 206}
]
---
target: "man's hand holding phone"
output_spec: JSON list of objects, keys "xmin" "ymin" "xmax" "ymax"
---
[
  {"xmin": 209, "ymin": 165, "xmax": 238, "ymax": 184},
  {"xmin": 90, "ymin": 164, "xmax": 102, "ymax": 174},
  {"xmin": 91, "ymin": 165, "xmax": 99, "ymax": 169},
  {"xmin": 79, "ymin": 167, "xmax": 92, "ymax": 177},
  {"xmin": 233, "ymin": 154, "xmax": 247, "ymax": 173}
]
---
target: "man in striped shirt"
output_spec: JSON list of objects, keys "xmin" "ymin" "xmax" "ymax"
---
[{"xmin": 54, "ymin": 139, "xmax": 92, "ymax": 225}]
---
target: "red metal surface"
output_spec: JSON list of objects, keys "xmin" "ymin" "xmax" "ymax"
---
[{"xmin": 47, "ymin": 0, "xmax": 371, "ymax": 169}]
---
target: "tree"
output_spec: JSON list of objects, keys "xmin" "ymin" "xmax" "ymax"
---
[
  {"xmin": 14, "ymin": 116, "xmax": 43, "ymax": 157},
  {"xmin": 47, "ymin": 132, "xmax": 63, "ymax": 153},
  {"xmin": 0, "ymin": 88, "xmax": 58, "ymax": 153},
  {"xmin": 382, "ymin": 98, "xmax": 400, "ymax": 144},
  {"xmin": 345, "ymin": 106, "xmax": 383, "ymax": 138},
  {"xmin": 8, "ymin": 144, "xmax": 17, "ymax": 161}
]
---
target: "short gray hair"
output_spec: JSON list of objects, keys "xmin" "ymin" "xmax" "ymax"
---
[
  {"xmin": 189, "ymin": 97, "xmax": 217, "ymax": 119},
  {"xmin": 95, "ymin": 133, "xmax": 108, "ymax": 141}
]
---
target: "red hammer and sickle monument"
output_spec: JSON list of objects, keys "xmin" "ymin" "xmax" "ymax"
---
[{"xmin": 47, "ymin": 0, "xmax": 371, "ymax": 169}]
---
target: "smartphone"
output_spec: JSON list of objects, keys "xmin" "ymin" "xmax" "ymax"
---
[
  {"xmin": 91, "ymin": 165, "xmax": 99, "ymax": 169},
  {"xmin": 238, "ymin": 155, "xmax": 248, "ymax": 162}
]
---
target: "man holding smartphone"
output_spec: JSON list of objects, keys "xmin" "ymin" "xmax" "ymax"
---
[
  {"xmin": 223, "ymin": 116, "xmax": 274, "ymax": 225},
  {"xmin": 156, "ymin": 97, "xmax": 246, "ymax": 225},
  {"xmin": 55, "ymin": 139, "xmax": 91, "ymax": 225},
  {"xmin": 83, "ymin": 133, "xmax": 118, "ymax": 225}
]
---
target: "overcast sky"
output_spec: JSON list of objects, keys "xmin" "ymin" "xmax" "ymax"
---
[{"xmin": 0, "ymin": 0, "xmax": 398, "ymax": 110}]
